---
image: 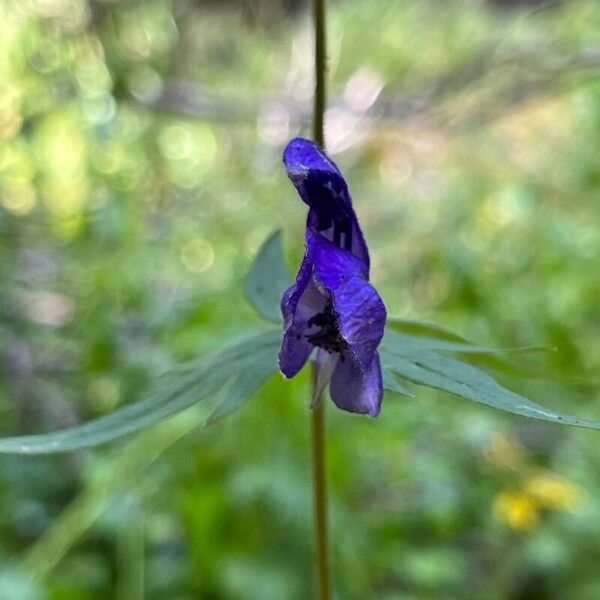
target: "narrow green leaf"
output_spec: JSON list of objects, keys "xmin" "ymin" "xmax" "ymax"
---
[
  {"xmin": 0, "ymin": 329, "xmax": 281, "ymax": 454},
  {"xmin": 388, "ymin": 318, "xmax": 469, "ymax": 342},
  {"xmin": 382, "ymin": 348, "xmax": 600, "ymax": 429},
  {"xmin": 449, "ymin": 350, "xmax": 540, "ymax": 379},
  {"xmin": 382, "ymin": 367, "xmax": 414, "ymax": 397},
  {"xmin": 206, "ymin": 344, "xmax": 280, "ymax": 424},
  {"xmin": 383, "ymin": 326, "xmax": 555, "ymax": 382},
  {"xmin": 382, "ymin": 329, "xmax": 549, "ymax": 363},
  {"xmin": 245, "ymin": 230, "xmax": 291, "ymax": 323},
  {"xmin": 382, "ymin": 328, "xmax": 501, "ymax": 356}
]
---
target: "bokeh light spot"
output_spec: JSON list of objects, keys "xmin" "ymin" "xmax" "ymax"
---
[{"xmin": 181, "ymin": 238, "xmax": 215, "ymax": 273}]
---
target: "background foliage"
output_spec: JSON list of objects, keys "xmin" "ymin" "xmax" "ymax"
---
[{"xmin": 0, "ymin": 0, "xmax": 599, "ymax": 598}]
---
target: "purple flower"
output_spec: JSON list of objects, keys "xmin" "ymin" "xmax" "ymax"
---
[{"xmin": 279, "ymin": 138, "xmax": 387, "ymax": 416}]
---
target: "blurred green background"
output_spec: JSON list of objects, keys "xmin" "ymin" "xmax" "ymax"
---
[{"xmin": 0, "ymin": 0, "xmax": 599, "ymax": 598}]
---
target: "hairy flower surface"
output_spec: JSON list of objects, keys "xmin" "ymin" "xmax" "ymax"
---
[{"xmin": 279, "ymin": 138, "xmax": 386, "ymax": 416}]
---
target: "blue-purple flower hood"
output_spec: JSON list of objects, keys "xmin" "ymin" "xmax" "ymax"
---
[{"xmin": 279, "ymin": 138, "xmax": 387, "ymax": 416}]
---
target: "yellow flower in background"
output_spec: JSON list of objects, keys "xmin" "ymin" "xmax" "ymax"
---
[
  {"xmin": 493, "ymin": 491, "xmax": 539, "ymax": 532},
  {"xmin": 486, "ymin": 432, "xmax": 585, "ymax": 532},
  {"xmin": 525, "ymin": 473, "xmax": 584, "ymax": 512},
  {"xmin": 492, "ymin": 474, "xmax": 584, "ymax": 532}
]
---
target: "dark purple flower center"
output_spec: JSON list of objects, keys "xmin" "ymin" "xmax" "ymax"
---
[{"xmin": 305, "ymin": 301, "xmax": 348, "ymax": 356}]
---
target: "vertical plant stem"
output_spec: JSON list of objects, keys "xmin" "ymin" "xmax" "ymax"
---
[
  {"xmin": 311, "ymin": 1, "xmax": 331, "ymax": 599},
  {"xmin": 311, "ymin": 391, "xmax": 331, "ymax": 600},
  {"xmin": 313, "ymin": 0, "xmax": 326, "ymax": 148}
]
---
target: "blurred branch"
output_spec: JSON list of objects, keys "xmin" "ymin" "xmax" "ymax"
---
[
  {"xmin": 136, "ymin": 46, "xmax": 600, "ymax": 130},
  {"xmin": 379, "ymin": 45, "xmax": 600, "ymax": 127},
  {"xmin": 141, "ymin": 81, "xmax": 256, "ymax": 122}
]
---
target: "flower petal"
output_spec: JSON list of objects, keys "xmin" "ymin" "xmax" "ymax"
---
[
  {"xmin": 306, "ymin": 232, "xmax": 385, "ymax": 370},
  {"xmin": 279, "ymin": 326, "xmax": 314, "ymax": 378},
  {"xmin": 309, "ymin": 231, "xmax": 367, "ymax": 291},
  {"xmin": 330, "ymin": 352, "xmax": 383, "ymax": 416},
  {"xmin": 311, "ymin": 349, "xmax": 338, "ymax": 408},
  {"xmin": 332, "ymin": 276, "xmax": 386, "ymax": 371},
  {"xmin": 283, "ymin": 137, "xmax": 342, "ymax": 181},
  {"xmin": 279, "ymin": 248, "xmax": 326, "ymax": 378},
  {"xmin": 281, "ymin": 248, "xmax": 312, "ymax": 330},
  {"xmin": 283, "ymin": 138, "xmax": 370, "ymax": 271}
]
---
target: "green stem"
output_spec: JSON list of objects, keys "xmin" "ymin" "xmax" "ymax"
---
[
  {"xmin": 311, "ymin": 1, "xmax": 331, "ymax": 599},
  {"xmin": 311, "ymin": 380, "xmax": 331, "ymax": 600}
]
